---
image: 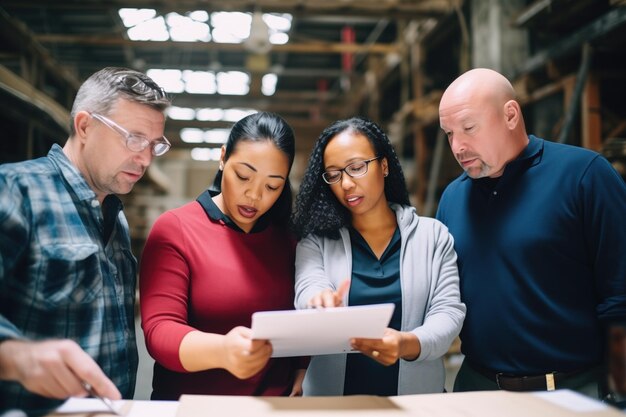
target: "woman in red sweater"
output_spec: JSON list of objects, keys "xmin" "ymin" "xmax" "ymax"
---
[{"xmin": 140, "ymin": 112, "xmax": 306, "ymax": 400}]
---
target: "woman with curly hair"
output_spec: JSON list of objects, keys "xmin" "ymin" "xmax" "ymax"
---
[{"xmin": 291, "ymin": 116, "xmax": 465, "ymax": 396}]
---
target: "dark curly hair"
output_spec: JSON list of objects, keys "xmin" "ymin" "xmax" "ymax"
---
[
  {"xmin": 212, "ymin": 112, "xmax": 295, "ymax": 228},
  {"xmin": 291, "ymin": 116, "xmax": 409, "ymax": 240}
]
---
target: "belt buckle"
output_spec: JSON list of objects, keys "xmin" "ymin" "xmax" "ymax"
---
[{"xmin": 546, "ymin": 372, "xmax": 556, "ymax": 391}]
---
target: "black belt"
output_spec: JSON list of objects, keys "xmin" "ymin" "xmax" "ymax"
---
[{"xmin": 468, "ymin": 361, "xmax": 590, "ymax": 392}]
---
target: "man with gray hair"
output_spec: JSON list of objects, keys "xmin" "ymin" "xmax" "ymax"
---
[{"xmin": 0, "ymin": 67, "xmax": 171, "ymax": 415}]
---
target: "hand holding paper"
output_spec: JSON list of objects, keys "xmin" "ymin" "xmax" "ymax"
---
[
  {"xmin": 351, "ymin": 328, "xmax": 421, "ymax": 366},
  {"xmin": 251, "ymin": 303, "xmax": 394, "ymax": 357},
  {"xmin": 221, "ymin": 327, "xmax": 272, "ymax": 379}
]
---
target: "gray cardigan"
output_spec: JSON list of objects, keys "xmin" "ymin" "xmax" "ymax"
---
[{"xmin": 294, "ymin": 204, "xmax": 465, "ymax": 395}]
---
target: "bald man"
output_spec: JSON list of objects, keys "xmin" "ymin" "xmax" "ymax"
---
[{"xmin": 436, "ymin": 68, "xmax": 626, "ymax": 398}]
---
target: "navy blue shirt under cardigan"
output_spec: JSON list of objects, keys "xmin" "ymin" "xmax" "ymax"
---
[
  {"xmin": 436, "ymin": 135, "xmax": 626, "ymax": 375},
  {"xmin": 344, "ymin": 226, "xmax": 402, "ymax": 395}
]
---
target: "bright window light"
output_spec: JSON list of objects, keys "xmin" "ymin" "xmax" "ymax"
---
[
  {"xmin": 263, "ymin": 13, "xmax": 292, "ymax": 32},
  {"xmin": 196, "ymin": 108, "xmax": 224, "ymax": 121},
  {"xmin": 183, "ymin": 70, "xmax": 216, "ymax": 94},
  {"xmin": 204, "ymin": 129, "xmax": 231, "ymax": 144},
  {"xmin": 167, "ymin": 106, "xmax": 195, "ymax": 120},
  {"xmin": 120, "ymin": 9, "xmax": 292, "ymax": 45},
  {"xmin": 166, "ymin": 13, "xmax": 210, "ymax": 42},
  {"xmin": 118, "ymin": 8, "xmax": 156, "ymax": 27},
  {"xmin": 266, "ymin": 14, "xmax": 291, "ymax": 44},
  {"xmin": 127, "ymin": 16, "xmax": 169, "ymax": 41},
  {"xmin": 121, "ymin": 10, "xmax": 293, "ymax": 97},
  {"xmin": 181, "ymin": 128, "xmax": 205, "ymax": 143},
  {"xmin": 217, "ymin": 71, "xmax": 249, "ymax": 95},
  {"xmin": 182, "ymin": 128, "xmax": 231, "ymax": 144},
  {"xmin": 269, "ymin": 32, "xmax": 289, "ymax": 45},
  {"xmin": 211, "ymin": 12, "xmax": 251, "ymax": 43},
  {"xmin": 191, "ymin": 148, "xmax": 222, "ymax": 161},
  {"xmin": 262, "ymin": 74, "xmax": 278, "ymax": 96},
  {"xmin": 146, "ymin": 69, "xmax": 184, "ymax": 93},
  {"xmin": 222, "ymin": 109, "xmax": 257, "ymax": 122},
  {"xmin": 189, "ymin": 10, "xmax": 209, "ymax": 22}
]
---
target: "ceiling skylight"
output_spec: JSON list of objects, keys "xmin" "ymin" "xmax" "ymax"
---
[
  {"xmin": 118, "ymin": 9, "xmax": 291, "ymax": 44},
  {"xmin": 146, "ymin": 69, "xmax": 184, "ymax": 93},
  {"xmin": 118, "ymin": 8, "xmax": 156, "ymax": 27},
  {"xmin": 166, "ymin": 13, "xmax": 210, "ymax": 42},
  {"xmin": 182, "ymin": 70, "xmax": 216, "ymax": 94},
  {"xmin": 168, "ymin": 107, "xmax": 256, "ymax": 122},
  {"xmin": 167, "ymin": 106, "xmax": 195, "ymax": 120},
  {"xmin": 216, "ymin": 72, "xmax": 249, "ymax": 95},
  {"xmin": 211, "ymin": 12, "xmax": 251, "ymax": 43},
  {"xmin": 147, "ymin": 69, "xmax": 250, "ymax": 96},
  {"xmin": 191, "ymin": 148, "xmax": 222, "ymax": 161},
  {"xmin": 127, "ymin": 16, "xmax": 168, "ymax": 41},
  {"xmin": 181, "ymin": 128, "xmax": 231, "ymax": 144},
  {"xmin": 223, "ymin": 108, "xmax": 257, "ymax": 122},
  {"xmin": 196, "ymin": 108, "xmax": 224, "ymax": 121},
  {"xmin": 262, "ymin": 74, "xmax": 277, "ymax": 96}
]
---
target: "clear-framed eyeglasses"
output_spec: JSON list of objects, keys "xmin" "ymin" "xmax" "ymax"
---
[
  {"xmin": 322, "ymin": 156, "xmax": 382, "ymax": 184},
  {"xmin": 119, "ymin": 74, "xmax": 168, "ymax": 101},
  {"xmin": 90, "ymin": 112, "xmax": 171, "ymax": 156}
]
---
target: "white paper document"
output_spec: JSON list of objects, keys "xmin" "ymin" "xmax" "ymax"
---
[
  {"xmin": 54, "ymin": 397, "xmax": 124, "ymax": 414},
  {"xmin": 251, "ymin": 303, "xmax": 394, "ymax": 357},
  {"xmin": 54, "ymin": 398, "xmax": 178, "ymax": 417}
]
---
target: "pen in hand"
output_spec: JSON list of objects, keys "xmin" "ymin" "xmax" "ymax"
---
[{"xmin": 81, "ymin": 382, "xmax": 120, "ymax": 415}]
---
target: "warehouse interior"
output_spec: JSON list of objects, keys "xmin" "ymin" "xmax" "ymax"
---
[{"xmin": 1, "ymin": 0, "xmax": 626, "ymax": 400}]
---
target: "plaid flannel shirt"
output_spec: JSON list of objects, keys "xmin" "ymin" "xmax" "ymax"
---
[{"xmin": 0, "ymin": 144, "xmax": 138, "ymax": 415}]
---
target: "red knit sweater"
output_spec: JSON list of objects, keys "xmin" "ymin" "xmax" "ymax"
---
[{"xmin": 140, "ymin": 200, "xmax": 302, "ymax": 399}]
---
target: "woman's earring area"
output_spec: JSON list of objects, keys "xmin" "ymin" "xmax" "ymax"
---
[{"xmin": 219, "ymin": 161, "xmax": 224, "ymax": 171}]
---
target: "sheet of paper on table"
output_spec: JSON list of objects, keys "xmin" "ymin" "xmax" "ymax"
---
[
  {"xmin": 54, "ymin": 398, "xmax": 123, "ymax": 415},
  {"xmin": 53, "ymin": 398, "xmax": 178, "ymax": 417},
  {"xmin": 251, "ymin": 303, "xmax": 395, "ymax": 357}
]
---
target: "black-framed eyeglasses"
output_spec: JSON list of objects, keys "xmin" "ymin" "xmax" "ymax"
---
[
  {"xmin": 90, "ymin": 113, "xmax": 171, "ymax": 156},
  {"xmin": 322, "ymin": 156, "xmax": 382, "ymax": 184},
  {"xmin": 119, "ymin": 74, "xmax": 168, "ymax": 101}
]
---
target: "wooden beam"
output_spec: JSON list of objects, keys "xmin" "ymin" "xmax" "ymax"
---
[
  {"xmin": 1, "ymin": 0, "xmax": 453, "ymax": 19},
  {"xmin": 581, "ymin": 72, "xmax": 602, "ymax": 151},
  {"xmin": 166, "ymin": 117, "xmax": 331, "ymax": 131},
  {"xmin": 0, "ymin": 64, "xmax": 70, "ymax": 132},
  {"xmin": 169, "ymin": 95, "xmax": 343, "ymax": 116},
  {"xmin": 517, "ymin": 7, "xmax": 626, "ymax": 76},
  {"xmin": 35, "ymin": 34, "xmax": 401, "ymax": 55},
  {"xmin": 0, "ymin": 9, "xmax": 80, "ymax": 91},
  {"xmin": 517, "ymin": 74, "xmax": 576, "ymax": 105},
  {"xmin": 409, "ymin": 91, "xmax": 442, "ymax": 125}
]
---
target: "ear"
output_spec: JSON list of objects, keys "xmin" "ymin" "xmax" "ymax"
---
[
  {"xmin": 381, "ymin": 157, "xmax": 389, "ymax": 177},
  {"xmin": 219, "ymin": 145, "xmax": 226, "ymax": 170},
  {"xmin": 504, "ymin": 100, "xmax": 521, "ymax": 129},
  {"xmin": 73, "ymin": 111, "xmax": 91, "ymax": 144}
]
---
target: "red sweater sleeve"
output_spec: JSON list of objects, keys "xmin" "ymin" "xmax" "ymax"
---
[{"xmin": 140, "ymin": 211, "xmax": 196, "ymax": 372}]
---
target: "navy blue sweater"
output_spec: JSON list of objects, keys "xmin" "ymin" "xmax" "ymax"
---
[{"xmin": 437, "ymin": 135, "xmax": 626, "ymax": 374}]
